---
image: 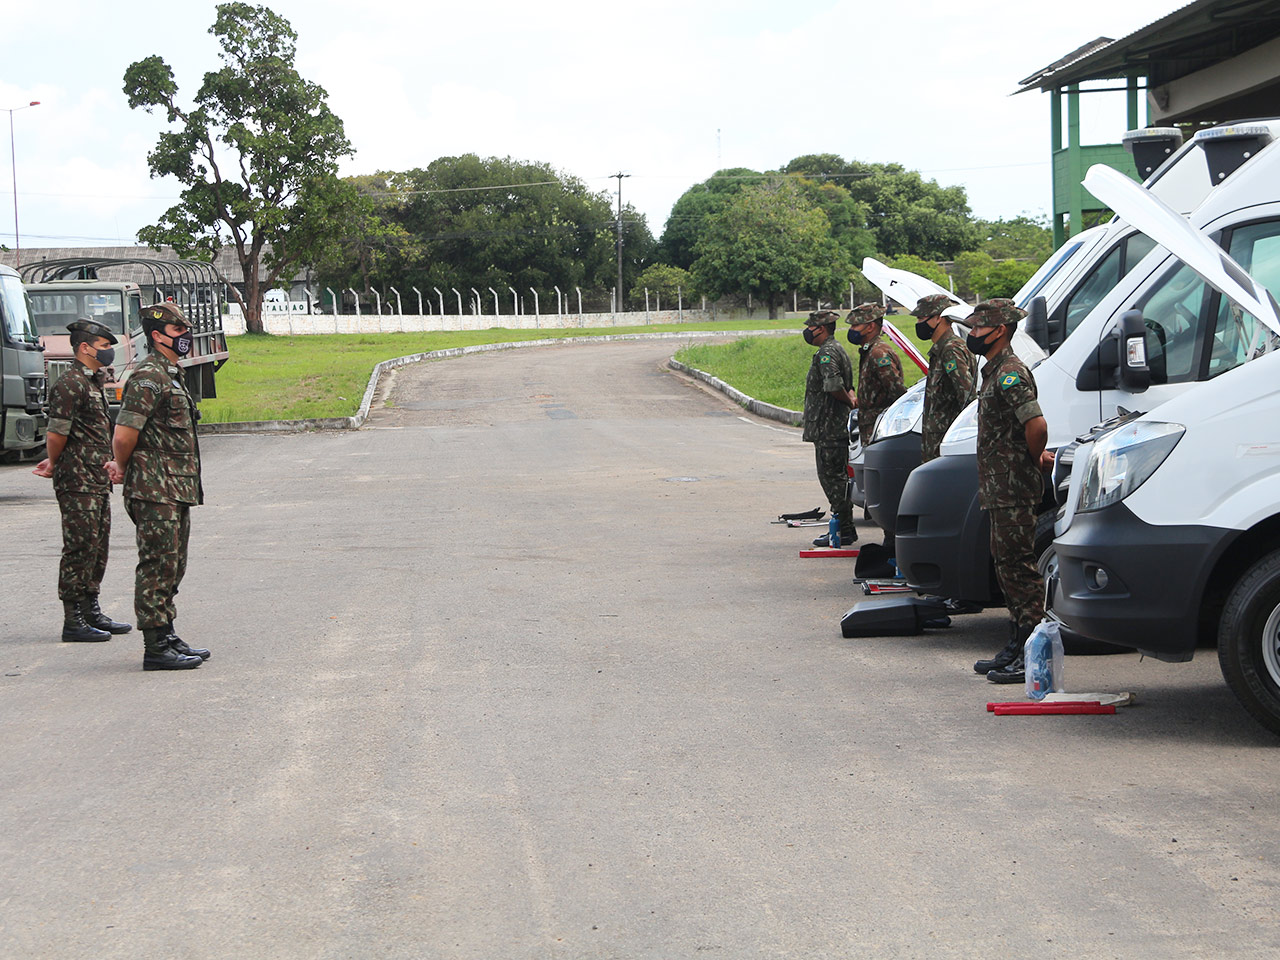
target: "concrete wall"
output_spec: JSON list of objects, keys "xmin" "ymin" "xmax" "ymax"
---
[{"xmin": 224, "ymin": 309, "xmax": 713, "ymax": 336}]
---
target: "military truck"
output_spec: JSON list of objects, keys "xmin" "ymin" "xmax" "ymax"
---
[
  {"xmin": 0, "ymin": 263, "xmax": 48, "ymax": 461},
  {"xmin": 22, "ymin": 257, "xmax": 229, "ymax": 407}
]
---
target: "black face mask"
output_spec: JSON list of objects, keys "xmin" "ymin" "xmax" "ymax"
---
[
  {"xmin": 94, "ymin": 347, "xmax": 115, "ymax": 367},
  {"xmin": 915, "ymin": 319, "xmax": 935, "ymax": 339},
  {"xmin": 802, "ymin": 328, "xmax": 817, "ymax": 345},
  {"xmin": 847, "ymin": 328, "xmax": 862, "ymax": 345},
  {"xmin": 966, "ymin": 330, "xmax": 1000, "ymax": 356}
]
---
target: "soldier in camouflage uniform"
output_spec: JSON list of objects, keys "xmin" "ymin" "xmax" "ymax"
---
[
  {"xmin": 105, "ymin": 302, "xmax": 209, "ymax": 671},
  {"xmin": 913, "ymin": 294, "xmax": 977, "ymax": 463},
  {"xmin": 801, "ymin": 310, "xmax": 857, "ymax": 546},
  {"xmin": 965, "ymin": 299, "xmax": 1053, "ymax": 684},
  {"xmin": 846, "ymin": 303, "xmax": 904, "ymax": 443},
  {"xmin": 32, "ymin": 319, "xmax": 132, "ymax": 642}
]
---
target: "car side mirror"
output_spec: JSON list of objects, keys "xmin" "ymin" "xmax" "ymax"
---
[
  {"xmin": 1118, "ymin": 309, "xmax": 1150, "ymax": 393},
  {"xmin": 1024, "ymin": 296, "xmax": 1049, "ymax": 351}
]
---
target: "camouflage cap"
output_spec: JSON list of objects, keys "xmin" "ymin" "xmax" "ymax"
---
[
  {"xmin": 65, "ymin": 317, "xmax": 118, "ymax": 345},
  {"xmin": 805, "ymin": 310, "xmax": 841, "ymax": 327},
  {"xmin": 911, "ymin": 294, "xmax": 954, "ymax": 319},
  {"xmin": 968, "ymin": 298, "xmax": 1026, "ymax": 328},
  {"xmin": 142, "ymin": 301, "xmax": 189, "ymax": 328},
  {"xmin": 846, "ymin": 302, "xmax": 885, "ymax": 325}
]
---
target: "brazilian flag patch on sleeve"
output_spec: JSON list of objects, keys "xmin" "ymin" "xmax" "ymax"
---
[
  {"xmin": 1000, "ymin": 372, "xmax": 1021, "ymax": 389},
  {"xmin": 820, "ymin": 356, "xmax": 830, "ymax": 363},
  {"xmin": 944, "ymin": 359, "xmax": 957, "ymax": 373}
]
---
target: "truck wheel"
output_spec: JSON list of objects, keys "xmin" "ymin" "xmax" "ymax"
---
[
  {"xmin": 1219, "ymin": 550, "xmax": 1280, "ymax": 736},
  {"xmin": 1036, "ymin": 509, "xmax": 1127, "ymax": 656}
]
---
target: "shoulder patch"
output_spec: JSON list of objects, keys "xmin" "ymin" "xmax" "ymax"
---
[
  {"xmin": 137, "ymin": 379, "xmax": 161, "ymax": 394},
  {"xmin": 944, "ymin": 359, "xmax": 957, "ymax": 373},
  {"xmin": 999, "ymin": 372, "xmax": 1021, "ymax": 390},
  {"xmin": 875, "ymin": 356, "xmax": 891, "ymax": 367},
  {"xmin": 820, "ymin": 355, "xmax": 831, "ymax": 363}
]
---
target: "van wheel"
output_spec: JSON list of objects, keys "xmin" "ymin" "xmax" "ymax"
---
[
  {"xmin": 1219, "ymin": 550, "xmax": 1280, "ymax": 736},
  {"xmin": 1035, "ymin": 509, "xmax": 1127, "ymax": 656}
]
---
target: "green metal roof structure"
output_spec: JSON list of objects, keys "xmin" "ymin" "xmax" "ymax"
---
[{"xmin": 1016, "ymin": 0, "xmax": 1280, "ymax": 245}]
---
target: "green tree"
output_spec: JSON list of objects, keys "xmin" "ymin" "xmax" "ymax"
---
[
  {"xmin": 390, "ymin": 155, "xmax": 655, "ymax": 309},
  {"xmin": 888, "ymin": 254, "xmax": 950, "ymax": 290},
  {"xmin": 658, "ymin": 168, "xmax": 759, "ymax": 269},
  {"xmin": 952, "ymin": 250, "xmax": 996, "ymax": 300},
  {"xmin": 985, "ymin": 259, "xmax": 1039, "ymax": 298},
  {"xmin": 785, "ymin": 154, "xmax": 979, "ymax": 260},
  {"xmin": 976, "ymin": 214, "xmax": 1054, "ymax": 264},
  {"xmin": 312, "ymin": 173, "xmax": 419, "ymax": 300},
  {"xmin": 691, "ymin": 179, "xmax": 852, "ymax": 319},
  {"xmin": 123, "ymin": 3, "xmax": 355, "ymax": 332},
  {"xmin": 630, "ymin": 264, "xmax": 696, "ymax": 307}
]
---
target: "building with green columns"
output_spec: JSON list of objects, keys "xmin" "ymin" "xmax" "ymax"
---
[{"xmin": 1016, "ymin": 0, "xmax": 1280, "ymax": 247}]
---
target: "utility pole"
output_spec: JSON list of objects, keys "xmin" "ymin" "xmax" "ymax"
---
[{"xmin": 612, "ymin": 171, "xmax": 629, "ymax": 314}]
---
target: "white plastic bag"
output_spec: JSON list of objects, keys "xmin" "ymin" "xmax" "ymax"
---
[{"xmin": 1024, "ymin": 619, "xmax": 1065, "ymax": 701}]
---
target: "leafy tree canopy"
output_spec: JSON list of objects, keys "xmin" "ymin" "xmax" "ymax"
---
[
  {"xmin": 123, "ymin": 2, "xmax": 355, "ymax": 331},
  {"xmin": 974, "ymin": 214, "xmax": 1054, "ymax": 264},
  {"xmin": 658, "ymin": 168, "xmax": 760, "ymax": 270},
  {"xmin": 690, "ymin": 179, "xmax": 852, "ymax": 319},
  {"xmin": 630, "ymin": 264, "xmax": 696, "ymax": 306}
]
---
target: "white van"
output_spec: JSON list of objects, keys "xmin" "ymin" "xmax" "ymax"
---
[
  {"xmin": 1048, "ymin": 167, "xmax": 1280, "ymax": 732},
  {"xmin": 886, "ymin": 122, "xmax": 1280, "ymax": 605}
]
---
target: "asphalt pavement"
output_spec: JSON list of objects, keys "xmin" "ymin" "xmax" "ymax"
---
[{"xmin": 2, "ymin": 338, "xmax": 1279, "ymax": 959}]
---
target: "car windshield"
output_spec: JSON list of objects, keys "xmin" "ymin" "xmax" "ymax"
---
[
  {"xmin": 29, "ymin": 291, "xmax": 127, "ymax": 337},
  {"xmin": 0, "ymin": 274, "xmax": 36, "ymax": 342}
]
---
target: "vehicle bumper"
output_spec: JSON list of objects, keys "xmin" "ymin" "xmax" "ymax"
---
[
  {"xmin": 894, "ymin": 454, "xmax": 994, "ymax": 602},
  {"xmin": 862, "ymin": 432, "xmax": 922, "ymax": 536},
  {"xmin": 2, "ymin": 408, "xmax": 47, "ymax": 452},
  {"xmin": 1049, "ymin": 502, "xmax": 1233, "ymax": 662}
]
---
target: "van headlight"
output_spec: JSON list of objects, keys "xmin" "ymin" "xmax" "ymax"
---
[
  {"xmin": 940, "ymin": 398, "xmax": 979, "ymax": 446},
  {"xmin": 871, "ymin": 380, "xmax": 926, "ymax": 442},
  {"xmin": 1077, "ymin": 421, "xmax": 1184, "ymax": 513}
]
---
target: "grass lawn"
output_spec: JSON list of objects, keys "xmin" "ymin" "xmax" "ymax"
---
[
  {"xmin": 673, "ymin": 326, "xmax": 930, "ymax": 412},
  {"xmin": 200, "ymin": 318, "xmax": 801, "ymax": 422}
]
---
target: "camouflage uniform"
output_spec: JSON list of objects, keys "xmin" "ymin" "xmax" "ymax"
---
[
  {"xmin": 116, "ymin": 353, "xmax": 203, "ymax": 630},
  {"xmin": 921, "ymin": 330, "xmax": 977, "ymax": 462},
  {"xmin": 802, "ymin": 314, "xmax": 854, "ymax": 533},
  {"xmin": 855, "ymin": 338, "xmax": 904, "ymax": 442},
  {"xmin": 48, "ymin": 361, "xmax": 113, "ymax": 601},
  {"xmin": 976, "ymin": 312, "xmax": 1045, "ymax": 629}
]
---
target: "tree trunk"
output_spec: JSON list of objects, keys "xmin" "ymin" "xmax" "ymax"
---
[
  {"xmin": 767, "ymin": 293, "xmax": 780, "ymax": 320},
  {"xmin": 241, "ymin": 250, "xmax": 264, "ymax": 333}
]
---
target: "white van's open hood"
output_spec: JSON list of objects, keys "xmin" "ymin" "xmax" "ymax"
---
[
  {"xmin": 861, "ymin": 258, "xmax": 963, "ymax": 315},
  {"xmin": 1084, "ymin": 163, "xmax": 1280, "ymax": 336},
  {"xmin": 861, "ymin": 256, "xmax": 1046, "ymax": 365}
]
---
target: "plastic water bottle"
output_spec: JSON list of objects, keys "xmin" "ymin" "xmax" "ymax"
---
[
  {"xmin": 827, "ymin": 515, "xmax": 840, "ymax": 549},
  {"xmin": 1024, "ymin": 620, "xmax": 1065, "ymax": 700}
]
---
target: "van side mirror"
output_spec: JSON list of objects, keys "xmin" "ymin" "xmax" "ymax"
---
[
  {"xmin": 1074, "ymin": 310, "xmax": 1151, "ymax": 393},
  {"xmin": 1024, "ymin": 296, "xmax": 1049, "ymax": 351},
  {"xmin": 1118, "ymin": 309, "xmax": 1150, "ymax": 393}
]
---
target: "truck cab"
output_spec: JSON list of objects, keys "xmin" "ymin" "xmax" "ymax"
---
[
  {"xmin": 0, "ymin": 265, "xmax": 47, "ymax": 459},
  {"xmin": 28, "ymin": 281, "xmax": 146, "ymax": 407}
]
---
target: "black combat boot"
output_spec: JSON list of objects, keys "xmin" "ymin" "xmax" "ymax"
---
[
  {"xmin": 79, "ymin": 596, "xmax": 132, "ymax": 635},
  {"xmin": 142, "ymin": 628, "xmax": 202, "ymax": 671},
  {"xmin": 973, "ymin": 621, "xmax": 1029, "ymax": 674},
  {"xmin": 62, "ymin": 600, "xmax": 111, "ymax": 643},
  {"xmin": 987, "ymin": 654, "xmax": 1026, "ymax": 684},
  {"xmin": 164, "ymin": 624, "xmax": 210, "ymax": 661}
]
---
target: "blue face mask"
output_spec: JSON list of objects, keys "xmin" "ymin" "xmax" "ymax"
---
[{"xmin": 847, "ymin": 328, "xmax": 863, "ymax": 345}]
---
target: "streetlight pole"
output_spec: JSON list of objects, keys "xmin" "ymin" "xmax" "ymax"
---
[
  {"xmin": 5, "ymin": 101, "xmax": 40, "ymax": 268},
  {"xmin": 612, "ymin": 171, "xmax": 629, "ymax": 314}
]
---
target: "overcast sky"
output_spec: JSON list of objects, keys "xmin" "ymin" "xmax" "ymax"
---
[{"xmin": 0, "ymin": 0, "xmax": 1180, "ymax": 254}]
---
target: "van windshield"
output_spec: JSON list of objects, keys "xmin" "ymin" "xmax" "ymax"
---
[
  {"xmin": 29, "ymin": 291, "xmax": 127, "ymax": 337},
  {"xmin": 0, "ymin": 274, "xmax": 36, "ymax": 343}
]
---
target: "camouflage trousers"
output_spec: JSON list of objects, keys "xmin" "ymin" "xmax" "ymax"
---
[
  {"xmin": 125, "ymin": 499, "xmax": 190, "ymax": 630},
  {"xmin": 813, "ymin": 442, "xmax": 854, "ymax": 534},
  {"xmin": 56, "ymin": 490, "xmax": 110, "ymax": 601},
  {"xmin": 988, "ymin": 504, "xmax": 1044, "ymax": 628}
]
